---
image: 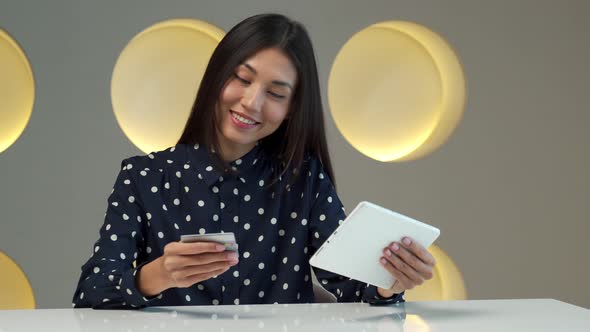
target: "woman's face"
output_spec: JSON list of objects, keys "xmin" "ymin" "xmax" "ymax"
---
[{"xmin": 215, "ymin": 47, "xmax": 297, "ymax": 160}]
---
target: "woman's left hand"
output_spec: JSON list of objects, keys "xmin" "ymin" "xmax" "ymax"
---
[{"xmin": 377, "ymin": 236, "xmax": 437, "ymax": 297}]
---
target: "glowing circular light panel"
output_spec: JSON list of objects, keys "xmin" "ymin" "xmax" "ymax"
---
[
  {"xmin": 0, "ymin": 251, "xmax": 35, "ymax": 309},
  {"xmin": 0, "ymin": 29, "xmax": 35, "ymax": 154},
  {"xmin": 111, "ymin": 19, "xmax": 225, "ymax": 153},
  {"xmin": 404, "ymin": 244, "xmax": 467, "ymax": 301},
  {"xmin": 328, "ymin": 21, "xmax": 466, "ymax": 162}
]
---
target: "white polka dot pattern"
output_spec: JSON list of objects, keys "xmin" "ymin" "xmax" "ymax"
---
[{"xmin": 73, "ymin": 144, "xmax": 387, "ymax": 309}]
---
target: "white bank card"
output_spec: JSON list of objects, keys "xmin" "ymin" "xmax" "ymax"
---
[{"xmin": 180, "ymin": 232, "xmax": 239, "ymax": 252}]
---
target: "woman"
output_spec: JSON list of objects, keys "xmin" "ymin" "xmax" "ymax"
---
[{"xmin": 73, "ymin": 13, "xmax": 435, "ymax": 309}]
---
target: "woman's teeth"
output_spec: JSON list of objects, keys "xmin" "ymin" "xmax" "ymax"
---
[{"xmin": 232, "ymin": 111, "xmax": 257, "ymax": 125}]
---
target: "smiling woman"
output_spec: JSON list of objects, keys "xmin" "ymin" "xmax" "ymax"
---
[
  {"xmin": 73, "ymin": 14, "xmax": 428, "ymax": 309},
  {"xmin": 176, "ymin": 13, "xmax": 332, "ymax": 186},
  {"xmin": 215, "ymin": 48, "xmax": 297, "ymax": 162}
]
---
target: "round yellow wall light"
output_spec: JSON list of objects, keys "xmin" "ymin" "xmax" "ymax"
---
[
  {"xmin": 0, "ymin": 29, "xmax": 35, "ymax": 154},
  {"xmin": 404, "ymin": 244, "xmax": 467, "ymax": 301},
  {"xmin": 111, "ymin": 19, "xmax": 225, "ymax": 153},
  {"xmin": 328, "ymin": 21, "xmax": 466, "ymax": 162},
  {"xmin": 0, "ymin": 251, "xmax": 35, "ymax": 309}
]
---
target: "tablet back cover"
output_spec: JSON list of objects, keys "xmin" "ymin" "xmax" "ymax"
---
[{"xmin": 309, "ymin": 201, "xmax": 440, "ymax": 289}]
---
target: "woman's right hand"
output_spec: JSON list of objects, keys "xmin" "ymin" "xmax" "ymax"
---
[{"xmin": 137, "ymin": 241, "xmax": 239, "ymax": 297}]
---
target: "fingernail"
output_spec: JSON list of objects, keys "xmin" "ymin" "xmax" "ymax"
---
[
  {"xmin": 216, "ymin": 244, "xmax": 226, "ymax": 251},
  {"xmin": 403, "ymin": 237, "xmax": 412, "ymax": 246},
  {"xmin": 227, "ymin": 252, "xmax": 238, "ymax": 260},
  {"xmin": 380, "ymin": 258, "xmax": 387, "ymax": 265},
  {"xmin": 384, "ymin": 249, "xmax": 392, "ymax": 256},
  {"xmin": 391, "ymin": 243, "xmax": 400, "ymax": 251}
]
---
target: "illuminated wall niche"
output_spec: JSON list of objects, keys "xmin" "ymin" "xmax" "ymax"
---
[
  {"xmin": 0, "ymin": 251, "xmax": 35, "ymax": 309},
  {"xmin": 330, "ymin": 21, "xmax": 467, "ymax": 300},
  {"xmin": 111, "ymin": 19, "xmax": 225, "ymax": 153},
  {"xmin": 405, "ymin": 244, "xmax": 467, "ymax": 301},
  {"xmin": 328, "ymin": 21, "xmax": 466, "ymax": 162},
  {"xmin": 0, "ymin": 29, "xmax": 35, "ymax": 154}
]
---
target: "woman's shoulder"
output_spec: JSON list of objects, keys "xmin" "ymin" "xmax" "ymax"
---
[
  {"xmin": 300, "ymin": 152, "xmax": 326, "ymax": 175},
  {"xmin": 278, "ymin": 152, "xmax": 330, "ymax": 188},
  {"xmin": 119, "ymin": 144, "xmax": 194, "ymax": 173}
]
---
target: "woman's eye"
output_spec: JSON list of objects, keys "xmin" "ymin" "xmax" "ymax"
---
[
  {"xmin": 268, "ymin": 91, "xmax": 286, "ymax": 99},
  {"xmin": 234, "ymin": 73, "xmax": 250, "ymax": 84}
]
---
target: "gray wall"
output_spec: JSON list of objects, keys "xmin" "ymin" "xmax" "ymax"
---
[{"xmin": 1, "ymin": 0, "xmax": 588, "ymax": 309}]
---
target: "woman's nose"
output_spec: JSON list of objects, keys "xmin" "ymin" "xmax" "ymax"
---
[{"xmin": 241, "ymin": 85, "xmax": 264, "ymax": 112}]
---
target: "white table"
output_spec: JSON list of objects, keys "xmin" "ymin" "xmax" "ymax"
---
[{"xmin": 1, "ymin": 299, "xmax": 588, "ymax": 331}]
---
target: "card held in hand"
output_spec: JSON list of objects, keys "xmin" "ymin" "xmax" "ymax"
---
[{"xmin": 180, "ymin": 232, "xmax": 239, "ymax": 253}]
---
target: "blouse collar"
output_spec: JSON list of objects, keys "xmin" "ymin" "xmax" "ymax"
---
[{"xmin": 186, "ymin": 142, "xmax": 264, "ymax": 187}]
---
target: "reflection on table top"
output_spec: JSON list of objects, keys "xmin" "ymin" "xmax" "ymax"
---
[{"xmin": 1, "ymin": 299, "xmax": 589, "ymax": 332}]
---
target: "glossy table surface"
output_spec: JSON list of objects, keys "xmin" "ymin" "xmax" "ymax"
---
[{"xmin": 1, "ymin": 299, "xmax": 588, "ymax": 332}]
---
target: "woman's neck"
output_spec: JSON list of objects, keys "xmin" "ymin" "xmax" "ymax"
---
[{"xmin": 216, "ymin": 139, "xmax": 257, "ymax": 162}]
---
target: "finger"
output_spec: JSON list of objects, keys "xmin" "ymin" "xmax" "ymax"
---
[
  {"xmin": 163, "ymin": 251, "xmax": 238, "ymax": 272},
  {"xmin": 165, "ymin": 241, "xmax": 226, "ymax": 256},
  {"xmin": 380, "ymin": 257, "xmax": 413, "ymax": 290},
  {"xmin": 177, "ymin": 266, "xmax": 230, "ymax": 288},
  {"xmin": 183, "ymin": 251, "xmax": 239, "ymax": 267},
  {"xmin": 390, "ymin": 241, "xmax": 434, "ymax": 279},
  {"xmin": 383, "ymin": 248, "xmax": 424, "ymax": 286},
  {"xmin": 191, "ymin": 267, "xmax": 231, "ymax": 284},
  {"xmin": 400, "ymin": 237, "xmax": 436, "ymax": 266},
  {"xmin": 183, "ymin": 260, "xmax": 236, "ymax": 279}
]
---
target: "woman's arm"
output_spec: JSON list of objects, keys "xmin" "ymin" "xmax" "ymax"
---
[
  {"xmin": 72, "ymin": 159, "xmax": 151, "ymax": 309},
  {"xmin": 306, "ymin": 160, "xmax": 404, "ymax": 303}
]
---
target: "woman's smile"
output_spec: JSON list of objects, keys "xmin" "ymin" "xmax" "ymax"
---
[{"xmin": 229, "ymin": 110, "xmax": 260, "ymax": 128}]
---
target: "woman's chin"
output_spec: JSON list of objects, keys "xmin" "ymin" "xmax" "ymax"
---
[{"xmin": 221, "ymin": 131, "xmax": 258, "ymax": 149}]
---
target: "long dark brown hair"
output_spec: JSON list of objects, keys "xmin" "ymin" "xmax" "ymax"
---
[{"xmin": 178, "ymin": 13, "xmax": 335, "ymax": 187}]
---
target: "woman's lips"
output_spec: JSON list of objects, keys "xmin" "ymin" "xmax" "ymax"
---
[{"xmin": 230, "ymin": 110, "xmax": 259, "ymax": 129}]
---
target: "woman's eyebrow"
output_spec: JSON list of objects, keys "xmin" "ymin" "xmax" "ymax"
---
[
  {"xmin": 243, "ymin": 63, "xmax": 257, "ymax": 74},
  {"xmin": 242, "ymin": 63, "xmax": 293, "ymax": 90}
]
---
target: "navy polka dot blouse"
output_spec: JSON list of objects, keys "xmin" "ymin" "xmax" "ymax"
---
[{"xmin": 73, "ymin": 143, "xmax": 401, "ymax": 308}]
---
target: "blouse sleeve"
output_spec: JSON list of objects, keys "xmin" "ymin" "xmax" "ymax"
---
[
  {"xmin": 72, "ymin": 159, "xmax": 157, "ymax": 309},
  {"xmin": 307, "ymin": 161, "xmax": 404, "ymax": 304}
]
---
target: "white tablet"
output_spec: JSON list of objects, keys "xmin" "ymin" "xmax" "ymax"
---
[{"xmin": 309, "ymin": 201, "xmax": 440, "ymax": 289}]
